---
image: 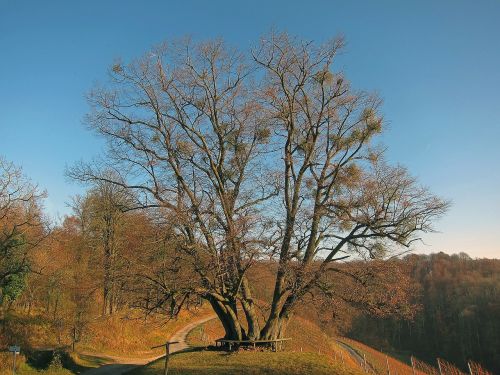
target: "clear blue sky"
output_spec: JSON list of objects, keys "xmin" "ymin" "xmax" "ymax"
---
[{"xmin": 1, "ymin": 0, "xmax": 499, "ymax": 258}]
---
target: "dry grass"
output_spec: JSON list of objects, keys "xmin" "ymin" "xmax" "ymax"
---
[
  {"xmin": 340, "ymin": 337, "xmax": 421, "ymax": 375},
  {"xmin": 411, "ymin": 356, "xmax": 441, "ymax": 375},
  {"xmin": 4, "ymin": 307, "xmax": 492, "ymax": 375},
  {"xmin": 467, "ymin": 361, "xmax": 494, "ymax": 375},
  {"xmin": 0, "ymin": 305, "xmax": 213, "ymax": 356},
  {"xmin": 130, "ymin": 350, "xmax": 362, "ymax": 375},
  {"xmin": 0, "ymin": 311, "xmax": 59, "ymax": 350},
  {"xmin": 0, "ymin": 306, "xmax": 213, "ymax": 374},
  {"xmin": 434, "ymin": 358, "xmax": 493, "ymax": 375},
  {"xmin": 338, "ymin": 338, "xmax": 494, "ymax": 375},
  {"xmin": 77, "ymin": 306, "xmax": 213, "ymax": 356},
  {"xmin": 436, "ymin": 358, "xmax": 467, "ymax": 375},
  {"xmin": 186, "ymin": 315, "xmax": 362, "ymax": 371}
]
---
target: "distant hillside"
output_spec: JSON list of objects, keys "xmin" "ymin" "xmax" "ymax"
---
[
  {"xmin": 239, "ymin": 254, "xmax": 499, "ymax": 374},
  {"xmin": 348, "ymin": 253, "xmax": 500, "ymax": 373}
]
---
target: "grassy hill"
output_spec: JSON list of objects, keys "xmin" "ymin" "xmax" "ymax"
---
[
  {"xmin": 131, "ymin": 314, "xmax": 489, "ymax": 375},
  {"xmin": 3, "ymin": 308, "xmax": 485, "ymax": 375},
  {"xmin": 0, "ymin": 307, "xmax": 212, "ymax": 374},
  {"xmin": 129, "ymin": 351, "xmax": 361, "ymax": 375},
  {"xmin": 186, "ymin": 315, "xmax": 360, "ymax": 368},
  {"xmin": 130, "ymin": 315, "xmax": 367, "ymax": 375}
]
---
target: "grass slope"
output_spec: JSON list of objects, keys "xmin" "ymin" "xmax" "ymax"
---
[
  {"xmin": 0, "ymin": 307, "xmax": 213, "ymax": 374},
  {"xmin": 2, "ymin": 307, "xmax": 435, "ymax": 375},
  {"xmin": 77, "ymin": 306, "xmax": 213, "ymax": 357},
  {"xmin": 132, "ymin": 315, "xmax": 367, "ymax": 375},
  {"xmin": 187, "ymin": 315, "xmax": 361, "ymax": 369},
  {"xmin": 129, "ymin": 351, "xmax": 360, "ymax": 375}
]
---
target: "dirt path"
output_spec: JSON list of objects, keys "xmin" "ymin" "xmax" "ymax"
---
[
  {"xmin": 335, "ymin": 339, "xmax": 376, "ymax": 373},
  {"xmin": 80, "ymin": 314, "xmax": 216, "ymax": 375}
]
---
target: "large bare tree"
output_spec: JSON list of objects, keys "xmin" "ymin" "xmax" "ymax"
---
[{"xmin": 69, "ymin": 33, "xmax": 449, "ymax": 341}]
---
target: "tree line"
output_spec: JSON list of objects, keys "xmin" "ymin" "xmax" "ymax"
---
[
  {"xmin": 0, "ymin": 164, "xmax": 201, "ymax": 348},
  {"xmin": 347, "ymin": 253, "xmax": 500, "ymax": 373}
]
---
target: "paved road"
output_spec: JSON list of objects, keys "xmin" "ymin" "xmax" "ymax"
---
[
  {"xmin": 335, "ymin": 339, "xmax": 376, "ymax": 373},
  {"xmin": 335, "ymin": 340, "xmax": 364, "ymax": 366},
  {"xmin": 81, "ymin": 314, "xmax": 216, "ymax": 375}
]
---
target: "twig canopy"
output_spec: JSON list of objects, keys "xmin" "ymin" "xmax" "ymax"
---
[{"xmin": 69, "ymin": 32, "xmax": 449, "ymax": 341}]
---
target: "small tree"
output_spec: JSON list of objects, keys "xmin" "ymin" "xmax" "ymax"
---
[
  {"xmin": 70, "ymin": 33, "xmax": 449, "ymax": 340},
  {"xmin": 0, "ymin": 157, "xmax": 46, "ymax": 305}
]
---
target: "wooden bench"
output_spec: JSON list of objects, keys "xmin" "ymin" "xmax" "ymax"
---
[{"xmin": 215, "ymin": 338, "xmax": 291, "ymax": 352}]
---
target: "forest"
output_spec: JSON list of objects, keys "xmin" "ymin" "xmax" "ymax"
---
[{"xmin": 348, "ymin": 253, "xmax": 500, "ymax": 373}]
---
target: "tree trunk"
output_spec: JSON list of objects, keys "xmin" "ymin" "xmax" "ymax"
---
[
  {"xmin": 240, "ymin": 277, "xmax": 260, "ymax": 340},
  {"xmin": 260, "ymin": 313, "xmax": 290, "ymax": 340},
  {"xmin": 207, "ymin": 295, "xmax": 244, "ymax": 341},
  {"xmin": 261, "ymin": 287, "xmax": 296, "ymax": 340},
  {"xmin": 206, "ymin": 289, "xmax": 291, "ymax": 342},
  {"xmin": 260, "ymin": 268, "xmax": 286, "ymax": 339}
]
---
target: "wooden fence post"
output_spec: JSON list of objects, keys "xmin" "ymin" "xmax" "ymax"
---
[
  {"xmin": 468, "ymin": 361, "xmax": 473, "ymax": 375},
  {"xmin": 151, "ymin": 341, "xmax": 179, "ymax": 375},
  {"xmin": 410, "ymin": 356, "xmax": 416, "ymax": 375},
  {"xmin": 437, "ymin": 358, "xmax": 443, "ymax": 375},
  {"xmin": 386, "ymin": 355, "xmax": 391, "ymax": 375},
  {"xmin": 163, "ymin": 342, "xmax": 170, "ymax": 375},
  {"xmin": 12, "ymin": 351, "xmax": 16, "ymax": 375}
]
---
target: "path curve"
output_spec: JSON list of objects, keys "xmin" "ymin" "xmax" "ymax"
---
[
  {"xmin": 166, "ymin": 314, "xmax": 216, "ymax": 353},
  {"xmin": 80, "ymin": 314, "xmax": 216, "ymax": 375}
]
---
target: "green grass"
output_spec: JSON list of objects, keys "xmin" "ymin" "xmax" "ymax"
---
[
  {"xmin": 69, "ymin": 352, "xmax": 110, "ymax": 368},
  {"xmin": 0, "ymin": 351, "xmax": 94, "ymax": 375},
  {"xmin": 0, "ymin": 363, "xmax": 73, "ymax": 375},
  {"xmin": 130, "ymin": 350, "xmax": 363, "ymax": 375}
]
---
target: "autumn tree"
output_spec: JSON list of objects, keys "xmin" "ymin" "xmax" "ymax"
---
[
  {"xmin": 72, "ymin": 178, "xmax": 132, "ymax": 315},
  {"xmin": 69, "ymin": 33, "xmax": 449, "ymax": 341},
  {"xmin": 0, "ymin": 157, "xmax": 47, "ymax": 305},
  {"xmin": 124, "ymin": 214, "xmax": 201, "ymax": 317}
]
